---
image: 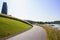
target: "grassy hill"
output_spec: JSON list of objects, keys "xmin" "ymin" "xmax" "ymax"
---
[{"xmin": 0, "ymin": 14, "xmax": 32, "ymax": 38}]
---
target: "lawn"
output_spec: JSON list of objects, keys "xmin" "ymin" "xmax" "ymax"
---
[{"xmin": 0, "ymin": 14, "xmax": 32, "ymax": 38}]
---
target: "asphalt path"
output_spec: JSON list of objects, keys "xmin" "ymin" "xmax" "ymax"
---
[{"xmin": 7, "ymin": 25, "xmax": 47, "ymax": 40}]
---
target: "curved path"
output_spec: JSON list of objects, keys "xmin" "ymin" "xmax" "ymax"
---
[{"xmin": 7, "ymin": 25, "xmax": 47, "ymax": 40}]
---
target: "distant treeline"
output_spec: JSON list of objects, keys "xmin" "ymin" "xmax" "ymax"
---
[{"xmin": 25, "ymin": 20, "xmax": 60, "ymax": 24}]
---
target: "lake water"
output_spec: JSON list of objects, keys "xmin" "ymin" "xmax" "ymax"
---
[{"xmin": 46, "ymin": 24, "xmax": 60, "ymax": 29}]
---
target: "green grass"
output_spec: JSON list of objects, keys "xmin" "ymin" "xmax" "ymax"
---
[
  {"xmin": 37, "ymin": 24, "xmax": 60, "ymax": 40},
  {"xmin": 0, "ymin": 15, "xmax": 32, "ymax": 38}
]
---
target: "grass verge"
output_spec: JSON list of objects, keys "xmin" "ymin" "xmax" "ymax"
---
[{"xmin": 37, "ymin": 24, "xmax": 60, "ymax": 40}]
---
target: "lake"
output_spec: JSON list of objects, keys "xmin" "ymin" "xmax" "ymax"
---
[{"xmin": 46, "ymin": 24, "xmax": 60, "ymax": 29}]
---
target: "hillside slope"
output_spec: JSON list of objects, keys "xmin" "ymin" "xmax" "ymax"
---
[{"xmin": 0, "ymin": 14, "xmax": 32, "ymax": 38}]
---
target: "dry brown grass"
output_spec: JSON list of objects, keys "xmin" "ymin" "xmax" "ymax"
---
[{"xmin": 37, "ymin": 24, "xmax": 60, "ymax": 40}]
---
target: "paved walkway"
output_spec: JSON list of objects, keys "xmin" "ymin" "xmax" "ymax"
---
[{"xmin": 7, "ymin": 25, "xmax": 47, "ymax": 40}]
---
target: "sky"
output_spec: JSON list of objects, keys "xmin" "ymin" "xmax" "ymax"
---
[{"xmin": 0, "ymin": 0, "xmax": 60, "ymax": 22}]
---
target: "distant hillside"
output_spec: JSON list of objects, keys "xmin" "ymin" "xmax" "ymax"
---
[
  {"xmin": 25, "ymin": 20, "xmax": 44, "ymax": 24},
  {"xmin": 25, "ymin": 20, "xmax": 60, "ymax": 24}
]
